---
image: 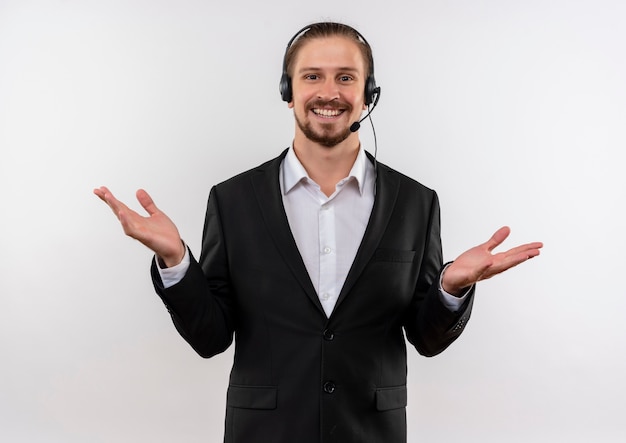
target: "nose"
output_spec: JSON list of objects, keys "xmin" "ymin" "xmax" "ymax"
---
[{"xmin": 317, "ymin": 78, "xmax": 340, "ymax": 101}]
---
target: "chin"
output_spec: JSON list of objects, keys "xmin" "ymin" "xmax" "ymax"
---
[
  {"xmin": 310, "ymin": 129, "xmax": 352, "ymax": 147},
  {"xmin": 295, "ymin": 112, "xmax": 354, "ymax": 147}
]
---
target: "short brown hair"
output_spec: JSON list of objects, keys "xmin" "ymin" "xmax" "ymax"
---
[{"xmin": 283, "ymin": 22, "xmax": 374, "ymax": 78}]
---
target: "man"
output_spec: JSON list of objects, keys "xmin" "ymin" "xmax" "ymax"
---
[{"xmin": 95, "ymin": 22, "xmax": 542, "ymax": 443}]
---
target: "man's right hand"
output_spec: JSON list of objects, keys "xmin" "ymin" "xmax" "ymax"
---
[{"xmin": 93, "ymin": 186, "xmax": 186, "ymax": 268}]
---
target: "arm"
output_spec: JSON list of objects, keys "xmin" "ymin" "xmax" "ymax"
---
[
  {"xmin": 405, "ymin": 210, "xmax": 542, "ymax": 356},
  {"xmin": 403, "ymin": 191, "xmax": 474, "ymax": 356},
  {"xmin": 94, "ymin": 186, "xmax": 235, "ymax": 357},
  {"xmin": 152, "ymin": 187, "xmax": 236, "ymax": 357}
]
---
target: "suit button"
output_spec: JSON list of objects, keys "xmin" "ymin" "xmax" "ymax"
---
[
  {"xmin": 323, "ymin": 381, "xmax": 336, "ymax": 394},
  {"xmin": 323, "ymin": 329, "xmax": 334, "ymax": 341}
]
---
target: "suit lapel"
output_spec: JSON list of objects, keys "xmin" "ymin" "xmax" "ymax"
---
[
  {"xmin": 334, "ymin": 161, "xmax": 400, "ymax": 313},
  {"xmin": 250, "ymin": 150, "xmax": 325, "ymax": 316}
]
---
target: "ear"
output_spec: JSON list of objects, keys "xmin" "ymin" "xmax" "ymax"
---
[{"xmin": 288, "ymin": 101, "xmax": 294, "ymax": 109}]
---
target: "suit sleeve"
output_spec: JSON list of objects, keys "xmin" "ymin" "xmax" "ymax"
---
[
  {"xmin": 403, "ymin": 191, "xmax": 475, "ymax": 357},
  {"xmin": 151, "ymin": 186, "xmax": 236, "ymax": 358}
]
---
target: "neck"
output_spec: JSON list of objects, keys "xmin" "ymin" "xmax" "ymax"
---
[{"xmin": 292, "ymin": 132, "xmax": 360, "ymax": 197}]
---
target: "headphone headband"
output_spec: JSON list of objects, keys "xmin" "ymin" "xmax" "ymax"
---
[{"xmin": 279, "ymin": 22, "xmax": 379, "ymax": 105}]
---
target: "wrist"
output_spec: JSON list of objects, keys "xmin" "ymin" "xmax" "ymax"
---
[
  {"xmin": 441, "ymin": 263, "xmax": 467, "ymax": 297},
  {"xmin": 158, "ymin": 240, "xmax": 186, "ymax": 268}
]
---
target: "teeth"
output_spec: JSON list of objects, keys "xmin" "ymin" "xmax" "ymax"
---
[{"xmin": 313, "ymin": 108, "xmax": 342, "ymax": 117}]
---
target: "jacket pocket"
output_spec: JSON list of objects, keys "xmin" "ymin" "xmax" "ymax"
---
[
  {"xmin": 227, "ymin": 385, "xmax": 277, "ymax": 410},
  {"xmin": 375, "ymin": 385, "xmax": 407, "ymax": 411},
  {"xmin": 374, "ymin": 249, "xmax": 415, "ymax": 263}
]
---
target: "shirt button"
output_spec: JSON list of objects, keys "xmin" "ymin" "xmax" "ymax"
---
[
  {"xmin": 323, "ymin": 329, "xmax": 334, "ymax": 341},
  {"xmin": 323, "ymin": 381, "xmax": 336, "ymax": 394},
  {"xmin": 323, "ymin": 247, "xmax": 332, "ymax": 254}
]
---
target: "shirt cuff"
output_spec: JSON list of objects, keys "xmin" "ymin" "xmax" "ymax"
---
[
  {"xmin": 438, "ymin": 263, "xmax": 472, "ymax": 312},
  {"xmin": 156, "ymin": 245, "xmax": 190, "ymax": 289}
]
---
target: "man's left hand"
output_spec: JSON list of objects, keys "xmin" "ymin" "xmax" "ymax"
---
[{"xmin": 441, "ymin": 226, "xmax": 543, "ymax": 296}]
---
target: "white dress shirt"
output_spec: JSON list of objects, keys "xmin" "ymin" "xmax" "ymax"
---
[
  {"xmin": 281, "ymin": 146, "xmax": 375, "ymax": 317},
  {"xmin": 157, "ymin": 146, "xmax": 467, "ymax": 317}
]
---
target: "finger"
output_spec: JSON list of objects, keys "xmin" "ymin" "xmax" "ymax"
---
[
  {"xmin": 99, "ymin": 188, "xmax": 135, "ymax": 222},
  {"xmin": 501, "ymin": 241, "xmax": 544, "ymax": 259},
  {"xmin": 93, "ymin": 186, "xmax": 120, "ymax": 212},
  {"xmin": 488, "ymin": 247, "xmax": 542, "ymax": 278},
  {"xmin": 102, "ymin": 190, "xmax": 126, "ymax": 215},
  {"xmin": 136, "ymin": 189, "xmax": 160, "ymax": 216},
  {"xmin": 484, "ymin": 226, "xmax": 511, "ymax": 252},
  {"xmin": 94, "ymin": 186, "xmax": 117, "ymax": 205},
  {"xmin": 93, "ymin": 186, "xmax": 111, "ymax": 202},
  {"xmin": 522, "ymin": 245, "xmax": 542, "ymax": 260}
]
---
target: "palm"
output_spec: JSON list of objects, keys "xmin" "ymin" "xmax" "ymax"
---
[
  {"xmin": 442, "ymin": 226, "xmax": 543, "ymax": 295},
  {"xmin": 94, "ymin": 186, "xmax": 184, "ymax": 266}
]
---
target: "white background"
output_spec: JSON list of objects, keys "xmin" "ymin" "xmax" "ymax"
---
[{"xmin": 1, "ymin": 0, "xmax": 625, "ymax": 442}]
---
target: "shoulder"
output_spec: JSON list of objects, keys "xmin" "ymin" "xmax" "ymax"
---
[{"xmin": 375, "ymin": 158, "xmax": 437, "ymax": 197}]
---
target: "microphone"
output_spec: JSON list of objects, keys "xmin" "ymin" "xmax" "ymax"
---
[{"xmin": 350, "ymin": 87, "xmax": 381, "ymax": 132}]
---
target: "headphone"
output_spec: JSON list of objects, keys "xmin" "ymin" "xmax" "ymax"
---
[{"xmin": 279, "ymin": 23, "xmax": 380, "ymax": 106}]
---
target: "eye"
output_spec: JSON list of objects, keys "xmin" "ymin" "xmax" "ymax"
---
[
  {"xmin": 305, "ymin": 74, "xmax": 319, "ymax": 80},
  {"xmin": 339, "ymin": 75, "xmax": 354, "ymax": 82}
]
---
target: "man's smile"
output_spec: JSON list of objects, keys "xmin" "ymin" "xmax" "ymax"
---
[{"xmin": 311, "ymin": 108, "xmax": 345, "ymax": 118}]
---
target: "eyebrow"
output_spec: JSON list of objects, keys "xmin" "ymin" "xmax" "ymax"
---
[{"xmin": 296, "ymin": 66, "xmax": 361, "ymax": 74}]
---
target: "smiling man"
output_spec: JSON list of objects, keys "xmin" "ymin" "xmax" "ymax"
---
[
  {"xmin": 290, "ymin": 34, "xmax": 365, "ymax": 149},
  {"xmin": 95, "ymin": 22, "xmax": 542, "ymax": 443}
]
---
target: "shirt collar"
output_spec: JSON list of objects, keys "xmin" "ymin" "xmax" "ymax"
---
[{"xmin": 282, "ymin": 146, "xmax": 370, "ymax": 196}]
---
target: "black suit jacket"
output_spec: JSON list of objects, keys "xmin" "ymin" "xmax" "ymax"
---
[{"xmin": 152, "ymin": 149, "xmax": 474, "ymax": 443}]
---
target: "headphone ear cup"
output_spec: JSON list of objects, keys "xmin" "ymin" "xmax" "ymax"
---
[
  {"xmin": 279, "ymin": 73, "xmax": 292, "ymax": 102},
  {"xmin": 365, "ymin": 75, "xmax": 377, "ymax": 105}
]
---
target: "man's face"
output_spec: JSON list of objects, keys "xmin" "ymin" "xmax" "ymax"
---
[{"xmin": 288, "ymin": 36, "xmax": 367, "ymax": 148}]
